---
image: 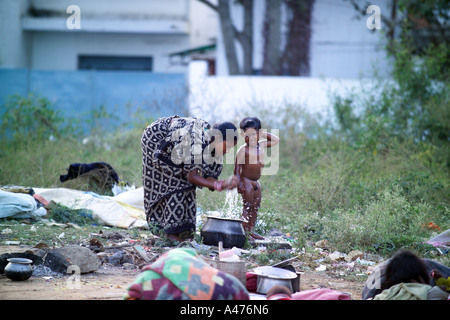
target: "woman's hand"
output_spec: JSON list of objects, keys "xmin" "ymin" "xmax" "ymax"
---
[
  {"xmin": 222, "ymin": 175, "xmax": 238, "ymax": 190},
  {"xmin": 188, "ymin": 170, "xmax": 237, "ymax": 191}
]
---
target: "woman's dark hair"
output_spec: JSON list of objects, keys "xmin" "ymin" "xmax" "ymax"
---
[
  {"xmin": 239, "ymin": 117, "xmax": 261, "ymax": 131},
  {"xmin": 382, "ymin": 250, "xmax": 430, "ymax": 290},
  {"xmin": 211, "ymin": 121, "xmax": 238, "ymax": 144}
]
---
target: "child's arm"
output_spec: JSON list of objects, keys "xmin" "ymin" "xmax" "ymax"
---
[{"xmin": 260, "ymin": 131, "xmax": 280, "ymax": 148}]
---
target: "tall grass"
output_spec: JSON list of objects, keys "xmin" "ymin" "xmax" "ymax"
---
[{"xmin": 1, "ymin": 88, "xmax": 448, "ymax": 264}]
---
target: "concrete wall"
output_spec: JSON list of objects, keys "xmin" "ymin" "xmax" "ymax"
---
[
  {"xmin": 188, "ymin": 60, "xmax": 374, "ymax": 125},
  {"xmin": 0, "ymin": 69, "xmax": 188, "ymax": 131}
]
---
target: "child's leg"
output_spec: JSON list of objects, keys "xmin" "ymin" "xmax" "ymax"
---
[
  {"xmin": 248, "ymin": 182, "xmax": 263, "ymax": 239},
  {"xmin": 240, "ymin": 178, "xmax": 254, "ymax": 232},
  {"xmin": 240, "ymin": 178, "xmax": 264, "ymax": 239}
]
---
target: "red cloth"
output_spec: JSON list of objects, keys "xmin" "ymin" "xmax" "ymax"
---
[
  {"xmin": 33, "ymin": 194, "xmax": 49, "ymax": 207},
  {"xmin": 246, "ymin": 273, "xmax": 258, "ymax": 293},
  {"xmin": 292, "ymin": 288, "xmax": 351, "ymax": 300},
  {"xmin": 267, "ymin": 293, "xmax": 292, "ymax": 300}
]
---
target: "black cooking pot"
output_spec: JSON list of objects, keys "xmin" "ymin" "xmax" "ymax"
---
[{"xmin": 200, "ymin": 216, "xmax": 246, "ymax": 248}]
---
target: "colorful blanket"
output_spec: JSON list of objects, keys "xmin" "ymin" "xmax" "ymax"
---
[{"xmin": 124, "ymin": 248, "xmax": 249, "ymax": 300}]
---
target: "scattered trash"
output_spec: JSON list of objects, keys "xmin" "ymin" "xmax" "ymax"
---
[
  {"xmin": 345, "ymin": 250, "xmax": 364, "ymax": 262},
  {"xmin": 355, "ymin": 258, "xmax": 375, "ymax": 266},
  {"xmin": 4, "ymin": 241, "xmax": 21, "ymax": 245},
  {"xmin": 33, "ymin": 186, "xmax": 148, "ymax": 229},
  {"xmin": 219, "ymin": 243, "xmax": 241, "ymax": 262},
  {"xmin": 0, "ymin": 189, "xmax": 47, "ymax": 219},
  {"xmin": 423, "ymin": 222, "xmax": 441, "ymax": 231},
  {"xmin": 426, "ymin": 229, "xmax": 450, "ymax": 255},
  {"xmin": 133, "ymin": 245, "xmax": 151, "ymax": 263},
  {"xmin": 112, "ymin": 182, "xmax": 136, "ymax": 196},
  {"xmin": 315, "ymin": 265, "xmax": 327, "ymax": 271},
  {"xmin": 2, "ymin": 228, "xmax": 13, "ymax": 235}
]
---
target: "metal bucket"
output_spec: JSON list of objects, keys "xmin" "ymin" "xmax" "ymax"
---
[{"xmin": 253, "ymin": 266, "xmax": 298, "ymax": 295}]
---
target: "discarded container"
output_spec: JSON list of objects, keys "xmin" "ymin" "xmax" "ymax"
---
[
  {"xmin": 253, "ymin": 266, "xmax": 298, "ymax": 295},
  {"xmin": 202, "ymin": 257, "xmax": 247, "ymax": 286},
  {"xmin": 200, "ymin": 216, "xmax": 246, "ymax": 248},
  {"xmin": 4, "ymin": 258, "xmax": 33, "ymax": 281},
  {"xmin": 219, "ymin": 247, "xmax": 241, "ymax": 262}
]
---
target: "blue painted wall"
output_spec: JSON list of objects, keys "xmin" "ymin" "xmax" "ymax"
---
[{"xmin": 0, "ymin": 69, "xmax": 188, "ymax": 133}]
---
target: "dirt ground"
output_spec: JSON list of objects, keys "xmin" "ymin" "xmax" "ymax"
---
[
  {"xmin": 0, "ymin": 245, "xmax": 365, "ymax": 300},
  {"xmin": 0, "ymin": 267, "xmax": 364, "ymax": 300}
]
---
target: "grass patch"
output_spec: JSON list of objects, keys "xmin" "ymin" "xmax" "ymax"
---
[{"xmin": 0, "ymin": 88, "xmax": 448, "ymax": 266}]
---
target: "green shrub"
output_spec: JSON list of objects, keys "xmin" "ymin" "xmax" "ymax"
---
[{"xmin": 320, "ymin": 186, "xmax": 441, "ymax": 253}]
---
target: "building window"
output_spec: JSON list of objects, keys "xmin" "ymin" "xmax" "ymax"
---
[{"xmin": 78, "ymin": 55, "xmax": 153, "ymax": 71}]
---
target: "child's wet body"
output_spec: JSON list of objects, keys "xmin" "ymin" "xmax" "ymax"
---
[{"xmin": 235, "ymin": 118, "xmax": 279, "ymax": 240}]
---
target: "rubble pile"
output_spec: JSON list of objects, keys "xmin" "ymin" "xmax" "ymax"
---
[{"xmin": 294, "ymin": 240, "xmax": 383, "ymax": 280}]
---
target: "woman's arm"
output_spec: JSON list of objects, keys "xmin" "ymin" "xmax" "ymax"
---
[{"xmin": 187, "ymin": 169, "xmax": 237, "ymax": 191}]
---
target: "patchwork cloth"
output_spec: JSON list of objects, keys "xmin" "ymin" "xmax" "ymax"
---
[
  {"xmin": 141, "ymin": 116, "xmax": 223, "ymax": 234},
  {"xmin": 124, "ymin": 248, "xmax": 249, "ymax": 300}
]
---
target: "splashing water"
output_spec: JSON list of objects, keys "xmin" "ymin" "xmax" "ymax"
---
[{"xmin": 220, "ymin": 189, "xmax": 243, "ymax": 221}]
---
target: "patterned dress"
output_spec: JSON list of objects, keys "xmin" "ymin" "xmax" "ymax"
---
[{"xmin": 141, "ymin": 116, "xmax": 223, "ymax": 235}]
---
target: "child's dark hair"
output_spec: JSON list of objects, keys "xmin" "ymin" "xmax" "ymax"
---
[
  {"xmin": 240, "ymin": 117, "xmax": 261, "ymax": 131},
  {"xmin": 212, "ymin": 121, "xmax": 238, "ymax": 144},
  {"xmin": 382, "ymin": 250, "xmax": 430, "ymax": 290}
]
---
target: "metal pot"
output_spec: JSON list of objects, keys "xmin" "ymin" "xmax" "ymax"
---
[
  {"xmin": 4, "ymin": 258, "xmax": 33, "ymax": 281},
  {"xmin": 253, "ymin": 266, "xmax": 298, "ymax": 295},
  {"xmin": 200, "ymin": 216, "xmax": 246, "ymax": 248}
]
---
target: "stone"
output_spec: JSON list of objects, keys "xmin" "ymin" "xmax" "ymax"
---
[
  {"xmin": 315, "ymin": 239, "xmax": 329, "ymax": 248},
  {"xmin": 327, "ymin": 251, "xmax": 344, "ymax": 262},
  {"xmin": 345, "ymin": 250, "xmax": 363, "ymax": 262},
  {"xmin": 45, "ymin": 245, "xmax": 102, "ymax": 274},
  {"xmin": 107, "ymin": 251, "xmax": 124, "ymax": 265},
  {"xmin": 122, "ymin": 263, "xmax": 136, "ymax": 270}
]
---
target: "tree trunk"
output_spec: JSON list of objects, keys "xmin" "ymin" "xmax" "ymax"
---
[
  {"xmin": 236, "ymin": 0, "xmax": 254, "ymax": 75},
  {"xmin": 262, "ymin": 0, "xmax": 282, "ymax": 75},
  {"xmin": 197, "ymin": 0, "xmax": 253, "ymax": 75},
  {"xmin": 283, "ymin": 0, "xmax": 314, "ymax": 76},
  {"xmin": 217, "ymin": 0, "xmax": 240, "ymax": 75}
]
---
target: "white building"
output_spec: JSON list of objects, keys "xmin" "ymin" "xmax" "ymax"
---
[
  {"xmin": 0, "ymin": 0, "xmax": 218, "ymax": 72},
  {"xmin": 0, "ymin": 0, "xmax": 394, "ymax": 124},
  {"xmin": 190, "ymin": 0, "xmax": 393, "ymax": 123},
  {"xmin": 215, "ymin": 0, "xmax": 392, "ymax": 78}
]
